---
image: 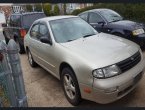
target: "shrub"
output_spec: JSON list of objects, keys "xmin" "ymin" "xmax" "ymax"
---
[
  {"xmin": 35, "ymin": 4, "xmax": 42, "ymax": 12},
  {"xmin": 53, "ymin": 5, "xmax": 60, "ymax": 15},
  {"xmin": 42, "ymin": 3, "xmax": 52, "ymax": 16},
  {"xmin": 26, "ymin": 5, "xmax": 33, "ymax": 12}
]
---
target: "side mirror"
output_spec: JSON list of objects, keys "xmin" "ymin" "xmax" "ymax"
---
[
  {"xmin": 40, "ymin": 37, "xmax": 52, "ymax": 45},
  {"xmin": 1, "ymin": 23, "xmax": 7, "ymax": 27},
  {"xmin": 98, "ymin": 21, "xmax": 105, "ymax": 27},
  {"xmin": 31, "ymin": 31, "xmax": 39, "ymax": 37}
]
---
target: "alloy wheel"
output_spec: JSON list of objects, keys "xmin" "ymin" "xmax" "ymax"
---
[
  {"xmin": 63, "ymin": 74, "xmax": 76, "ymax": 100},
  {"xmin": 28, "ymin": 51, "xmax": 33, "ymax": 65}
]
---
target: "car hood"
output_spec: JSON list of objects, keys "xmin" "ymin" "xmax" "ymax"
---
[
  {"xmin": 60, "ymin": 33, "xmax": 139, "ymax": 69},
  {"xmin": 110, "ymin": 20, "xmax": 144, "ymax": 30}
]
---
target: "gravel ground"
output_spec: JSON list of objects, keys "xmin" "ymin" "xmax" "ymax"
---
[{"xmin": 20, "ymin": 52, "xmax": 145, "ymax": 107}]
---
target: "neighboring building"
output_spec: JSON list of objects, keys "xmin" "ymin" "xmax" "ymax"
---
[
  {"xmin": 66, "ymin": 3, "xmax": 93, "ymax": 14},
  {"xmin": 53, "ymin": 3, "xmax": 93, "ymax": 15},
  {"xmin": 12, "ymin": 4, "xmax": 34, "ymax": 13},
  {"xmin": 12, "ymin": 4, "xmax": 43, "ymax": 13},
  {"xmin": 0, "ymin": 4, "xmax": 12, "ymax": 19},
  {"xmin": 12, "ymin": 4, "xmax": 26, "ymax": 13}
]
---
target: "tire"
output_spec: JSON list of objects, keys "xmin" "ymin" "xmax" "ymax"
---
[
  {"xmin": 61, "ymin": 67, "xmax": 82, "ymax": 106},
  {"xmin": 27, "ymin": 49, "xmax": 37, "ymax": 67},
  {"xmin": 15, "ymin": 39, "xmax": 25, "ymax": 54}
]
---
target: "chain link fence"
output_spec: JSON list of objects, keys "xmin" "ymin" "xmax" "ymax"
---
[{"xmin": 0, "ymin": 39, "xmax": 28, "ymax": 107}]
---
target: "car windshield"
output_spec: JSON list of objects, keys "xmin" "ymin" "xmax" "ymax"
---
[
  {"xmin": 99, "ymin": 10, "xmax": 123, "ymax": 23},
  {"xmin": 49, "ymin": 17, "xmax": 98, "ymax": 43}
]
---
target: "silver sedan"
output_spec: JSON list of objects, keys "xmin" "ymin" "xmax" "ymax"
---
[{"xmin": 24, "ymin": 16, "xmax": 145, "ymax": 105}]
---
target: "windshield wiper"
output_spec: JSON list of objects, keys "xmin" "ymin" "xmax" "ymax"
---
[
  {"xmin": 83, "ymin": 34, "xmax": 96, "ymax": 38},
  {"xmin": 67, "ymin": 39, "xmax": 75, "ymax": 42}
]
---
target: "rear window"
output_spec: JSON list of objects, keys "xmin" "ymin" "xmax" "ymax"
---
[
  {"xmin": 22, "ymin": 13, "xmax": 46, "ymax": 28},
  {"xmin": 10, "ymin": 15, "xmax": 21, "ymax": 27}
]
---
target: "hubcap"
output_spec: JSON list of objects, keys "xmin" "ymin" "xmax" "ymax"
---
[
  {"xmin": 28, "ymin": 51, "xmax": 33, "ymax": 65},
  {"xmin": 63, "ymin": 74, "xmax": 76, "ymax": 99}
]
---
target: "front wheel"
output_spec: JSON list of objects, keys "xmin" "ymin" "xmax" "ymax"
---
[{"xmin": 61, "ymin": 67, "xmax": 82, "ymax": 106}]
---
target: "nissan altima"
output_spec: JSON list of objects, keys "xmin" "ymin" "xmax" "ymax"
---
[{"xmin": 24, "ymin": 16, "xmax": 145, "ymax": 105}]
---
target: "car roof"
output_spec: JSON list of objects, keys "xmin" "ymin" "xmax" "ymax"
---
[
  {"xmin": 79, "ymin": 8, "xmax": 111, "ymax": 14},
  {"xmin": 35, "ymin": 15, "xmax": 78, "ymax": 22}
]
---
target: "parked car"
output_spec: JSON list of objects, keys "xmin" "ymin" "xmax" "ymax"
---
[
  {"xmin": 24, "ymin": 16, "xmax": 145, "ymax": 105},
  {"xmin": 78, "ymin": 8, "xmax": 145, "ymax": 48},
  {"xmin": 2, "ymin": 12, "xmax": 46, "ymax": 54}
]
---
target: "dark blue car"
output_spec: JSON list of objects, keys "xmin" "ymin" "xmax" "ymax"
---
[{"xmin": 78, "ymin": 8, "xmax": 145, "ymax": 47}]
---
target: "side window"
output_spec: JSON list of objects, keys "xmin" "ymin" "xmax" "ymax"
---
[
  {"xmin": 89, "ymin": 13, "xmax": 104, "ymax": 23},
  {"xmin": 10, "ymin": 15, "xmax": 21, "ymax": 27},
  {"xmin": 30, "ymin": 24, "xmax": 40, "ymax": 39},
  {"xmin": 39, "ymin": 24, "xmax": 48, "ymax": 36},
  {"xmin": 79, "ymin": 13, "xmax": 88, "ymax": 21},
  {"xmin": 39, "ymin": 24, "xmax": 51, "ymax": 40}
]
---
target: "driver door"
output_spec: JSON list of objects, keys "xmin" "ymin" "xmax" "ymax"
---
[
  {"xmin": 38, "ymin": 22, "xmax": 56, "ymax": 76},
  {"xmin": 88, "ymin": 12, "xmax": 107, "ymax": 33}
]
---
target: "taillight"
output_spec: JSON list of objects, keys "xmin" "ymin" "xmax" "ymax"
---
[
  {"xmin": 0, "ymin": 53, "xmax": 3, "ymax": 62},
  {"xmin": 20, "ymin": 29, "xmax": 27, "ymax": 38}
]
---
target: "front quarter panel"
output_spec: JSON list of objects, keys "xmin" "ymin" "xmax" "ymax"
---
[
  {"xmin": 53, "ymin": 43, "xmax": 95, "ymax": 100},
  {"xmin": 54, "ymin": 43, "xmax": 94, "ymax": 86}
]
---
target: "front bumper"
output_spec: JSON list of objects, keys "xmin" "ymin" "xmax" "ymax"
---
[{"xmin": 91, "ymin": 58, "xmax": 145, "ymax": 104}]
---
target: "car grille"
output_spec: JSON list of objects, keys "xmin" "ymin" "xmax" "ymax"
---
[{"xmin": 117, "ymin": 51, "xmax": 141, "ymax": 73}]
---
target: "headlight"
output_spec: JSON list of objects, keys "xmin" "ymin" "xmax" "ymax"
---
[
  {"xmin": 132, "ymin": 29, "xmax": 144, "ymax": 36},
  {"xmin": 92, "ymin": 65, "xmax": 121, "ymax": 79}
]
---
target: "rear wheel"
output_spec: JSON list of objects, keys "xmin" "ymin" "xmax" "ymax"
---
[
  {"xmin": 61, "ymin": 67, "xmax": 82, "ymax": 106},
  {"xmin": 27, "ymin": 49, "xmax": 37, "ymax": 67}
]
